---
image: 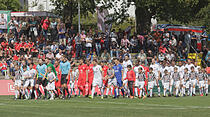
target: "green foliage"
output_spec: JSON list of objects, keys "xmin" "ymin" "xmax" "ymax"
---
[
  {"xmin": 50, "ymin": 0, "xmax": 96, "ymax": 24},
  {"xmin": 0, "ymin": 0, "xmax": 21, "ymax": 11},
  {"xmin": 100, "ymin": 0, "xmax": 209, "ymax": 34}
]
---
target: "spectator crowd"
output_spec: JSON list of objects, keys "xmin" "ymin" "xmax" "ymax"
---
[{"xmin": 0, "ymin": 16, "xmax": 209, "ymax": 78}]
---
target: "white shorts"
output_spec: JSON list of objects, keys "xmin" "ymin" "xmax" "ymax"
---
[
  {"xmin": 24, "ymin": 79, "xmax": 34, "ymax": 87},
  {"xmin": 108, "ymin": 78, "xmax": 117, "ymax": 87},
  {"xmin": 198, "ymin": 81, "xmax": 204, "ymax": 88},
  {"xmin": 14, "ymin": 80, "xmax": 21, "ymax": 87},
  {"xmin": 148, "ymin": 81, "xmax": 154, "ymax": 89},
  {"xmin": 123, "ymin": 79, "xmax": 128, "ymax": 85},
  {"xmin": 174, "ymin": 81, "xmax": 180, "ymax": 88},
  {"xmin": 70, "ymin": 82, "xmax": 75, "ymax": 89},
  {"xmin": 163, "ymin": 82, "xmax": 169, "ymax": 90},
  {"xmin": 47, "ymin": 82, "xmax": 55, "ymax": 90},
  {"xmin": 135, "ymin": 79, "xmax": 145, "ymax": 89},
  {"xmin": 190, "ymin": 79, "xmax": 197, "ymax": 86},
  {"xmin": 181, "ymin": 79, "xmax": 185, "ymax": 85},
  {"xmin": 154, "ymin": 79, "xmax": 159, "ymax": 86},
  {"xmin": 92, "ymin": 79, "xmax": 102, "ymax": 88},
  {"xmin": 183, "ymin": 81, "xmax": 190, "ymax": 88}
]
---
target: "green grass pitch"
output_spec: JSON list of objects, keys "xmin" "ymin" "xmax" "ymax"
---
[{"xmin": 0, "ymin": 95, "xmax": 210, "ymax": 117}]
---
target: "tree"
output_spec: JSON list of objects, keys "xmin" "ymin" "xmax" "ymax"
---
[
  {"xmin": 0, "ymin": 0, "xmax": 21, "ymax": 11},
  {"xmin": 37, "ymin": 4, "xmax": 45, "ymax": 11},
  {"xmin": 50, "ymin": 0, "xmax": 97, "ymax": 26},
  {"xmin": 99, "ymin": 0, "xmax": 209, "ymax": 34}
]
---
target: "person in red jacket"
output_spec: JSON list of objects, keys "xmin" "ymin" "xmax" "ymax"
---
[{"xmin": 124, "ymin": 65, "xmax": 135, "ymax": 99}]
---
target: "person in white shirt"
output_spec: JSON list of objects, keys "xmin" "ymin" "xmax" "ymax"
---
[
  {"xmin": 185, "ymin": 59, "xmax": 195, "ymax": 73},
  {"xmin": 122, "ymin": 55, "xmax": 133, "ymax": 95},
  {"xmin": 13, "ymin": 65, "xmax": 22, "ymax": 100},
  {"xmin": 150, "ymin": 59, "xmax": 161, "ymax": 96},
  {"xmin": 46, "ymin": 67, "xmax": 56, "ymax": 100},
  {"xmin": 91, "ymin": 59, "xmax": 104, "ymax": 99},
  {"xmin": 28, "ymin": 63, "xmax": 37, "ymax": 99},
  {"xmin": 22, "ymin": 65, "xmax": 31, "ymax": 99},
  {"xmin": 85, "ymin": 33, "xmax": 93, "ymax": 56},
  {"xmin": 56, "ymin": 49, "xmax": 63, "ymax": 59},
  {"xmin": 161, "ymin": 69, "xmax": 171, "ymax": 97}
]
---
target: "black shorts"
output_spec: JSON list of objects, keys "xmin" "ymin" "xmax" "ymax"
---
[
  {"xmin": 42, "ymin": 78, "xmax": 48, "ymax": 87},
  {"xmin": 36, "ymin": 77, "xmax": 42, "ymax": 85},
  {"xmin": 36, "ymin": 77, "xmax": 48, "ymax": 87},
  {"xmin": 61, "ymin": 74, "xmax": 68, "ymax": 85}
]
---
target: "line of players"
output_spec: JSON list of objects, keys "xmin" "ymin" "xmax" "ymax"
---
[{"xmin": 13, "ymin": 55, "xmax": 209, "ymax": 100}]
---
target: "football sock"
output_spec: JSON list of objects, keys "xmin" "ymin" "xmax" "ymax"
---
[
  {"xmin": 140, "ymin": 89, "xmax": 142, "ymax": 97},
  {"xmin": 206, "ymin": 88, "xmax": 208, "ymax": 95},
  {"xmin": 110, "ymin": 87, "xmax": 113, "ymax": 96},
  {"xmin": 91, "ymin": 87, "xmax": 95, "ymax": 97},
  {"xmin": 121, "ymin": 88, "xmax": 125, "ymax": 96},
  {"xmin": 176, "ymin": 88, "xmax": 178, "ymax": 96},
  {"xmin": 37, "ymin": 89, "xmax": 41, "ymax": 96},
  {"xmin": 44, "ymin": 89, "xmax": 47, "ymax": 98},
  {"xmin": 34, "ymin": 89, "xmax": 37, "ymax": 98},
  {"xmin": 114, "ymin": 89, "xmax": 117, "ymax": 97},
  {"xmin": 193, "ymin": 87, "xmax": 195, "ymax": 95},
  {"xmin": 135, "ymin": 88, "xmax": 138, "ymax": 97},
  {"xmin": 182, "ymin": 88, "xmax": 185, "ymax": 95},
  {"xmin": 65, "ymin": 88, "xmax": 70, "ymax": 95},
  {"xmin": 116, "ymin": 88, "xmax": 119, "ymax": 96},
  {"xmin": 169, "ymin": 86, "xmax": 172, "ymax": 94},
  {"xmin": 158, "ymin": 87, "xmax": 160, "ymax": 95},
  {"xmin": 63, "ymin": 88, "xmax": 66, "ymax": 97},
  {"xmin": 187, "ymin": 88, "xmax": 190, "ymax": 95},
  {"xmin": 150, "ymin": 89, "xmax": 153, "ymax": 97},
  {"xmin": 51, "ymin": 91, "xmax": 54, "ymax": 99},
  {"xmin": 100, "ymin": 88, "xmax": 104, "ymax": 97},
  {"xmin": 164, "ymin": 89, "xmax": 166, "ymax": 96},
  {"xmin": 24, "ymin": 89, "xmax": 28, "ymax": 99},
  {"xmin": 190, "ymin": 87, "xmax": 193, "ymax": 95},
  {"xmin": 106, "ymin": 88, "xmax": 109, "ymax": 96},
  {"xmin": 15, "ymin": 90, "xmax": 19, "ymax": 99}
]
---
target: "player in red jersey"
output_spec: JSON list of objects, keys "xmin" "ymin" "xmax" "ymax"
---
[
  {"xmin": 78, "ymin": 59, "xmax": 87, "ymax": 97},
  {"xmin": 86, "ymin": 59, "xmax": 94, "ymax": 97},
  {"xmin": 101, "ymin": 61, "xmax": 109, "ymax": 96}
]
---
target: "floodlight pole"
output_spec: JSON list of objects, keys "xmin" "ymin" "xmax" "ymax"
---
[{"xmin": 78, "ymin": 0, "xmax": 81, "ymax": 34}]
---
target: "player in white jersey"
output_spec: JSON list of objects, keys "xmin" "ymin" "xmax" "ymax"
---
[
  {"xmin": 189, "ymin": 66, "xmax": 197, "ymax": 96},
  {"xmin": 135, "ymin": 67, "xmax": 146, "ymax": 99},
  {"xmin": 161, "ymin": 70, "xmax": 171, "ymax": 97},
  {"xmin": 90, "ymin": 59, "xmax": 104, "ymax": 99},
  {"xmin": 105, "ymin": 63, "xmax": 117, "ymax": 98},
  {"xmin": 197, "ymin": 68, "xmax": 205, "ymax": 96},
  {"xmin": 122, "ymin": 55, "xmax": 133, "ymax": 95},
  {"xmin": 177, "ymin": 61, "xmax": 185, "ymax": 78},
  {"xmin": 171, "ymin": 67, "xmax": 181, "ymax": 97},
  {"xmin": 46, "ymin": 67, "xmax": 56, "ymax": 100},
  {"xmin": 147, "ymin": 68, "xmax": 156, "ymax": 97},
  {"xmin": 181, "ymin": 68, "xmax": 190, "ymax": 96},
  {"xmin": 70, "ymin": 68, "xmax": 78, "ymax": 97},
  {"xmin": 13, "ymin": 65, "xmax": 22, "ymax": 100},
  {"xmin": 194, "ymin": 62, "xmax": 200, "ymax": 73},
  {"xmin": 28, "ymin": 63, "xmax": 37, "ymax": 99},
  {"xmin": 203, "ymin": 69, "xmax": 209, "ymax": 96},
  {"xmin": 185, "ymin": 59, "xmax": 195, "ymax": 73},
  {"xmin": 22, "ymin": 65, "xmax": 32, "ymax": 99},
  {"xmin": 150, "ymin": 59, "xmax": 161, "ymax": 96}
]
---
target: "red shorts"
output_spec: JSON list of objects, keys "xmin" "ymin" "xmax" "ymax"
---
[{"xmin": 103, "ymin": 79, "xmax": 108, "ymax": 87}]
